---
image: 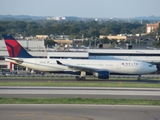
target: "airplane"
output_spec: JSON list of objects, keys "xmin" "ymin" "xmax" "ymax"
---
[{"xmin": 2, "ymin": 34, "xmax": 157, "ymax": 81}]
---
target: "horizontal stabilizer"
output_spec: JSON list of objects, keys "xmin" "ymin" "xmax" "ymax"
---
[{"xmin": 5, "ymin": 58, "xmax": 23, "ymax": 64}]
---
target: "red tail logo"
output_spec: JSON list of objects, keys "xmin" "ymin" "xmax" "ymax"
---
[{"xmin": 2, "ymin": 34, "xmax": 33, "ymax": 58}]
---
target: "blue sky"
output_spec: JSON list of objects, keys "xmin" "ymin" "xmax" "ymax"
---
[{"xmin": 0, "ymin": 0, "xmax": 159, "ymax": 18}]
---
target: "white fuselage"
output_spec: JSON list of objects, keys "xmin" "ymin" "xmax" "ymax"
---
[{"xmin": 5, "ymin": 58, "xmax": 157, "ymax": 75}]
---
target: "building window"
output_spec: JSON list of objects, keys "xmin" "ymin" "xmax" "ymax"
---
[
  {"xmin": 0, "ymin": 65, "xmax": 7, "ymax": 70},
  {"xmin": 14, "ymin": 64, "xmax": 26, "ymax": 71}
]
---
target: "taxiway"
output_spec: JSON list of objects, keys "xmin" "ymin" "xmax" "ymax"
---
[
  {"xmin": 0, "ymin": 104, "xmax": 160, "ymax": 120},
  {"xmin": 0, "ymin": 86, "xmax": 160, "ymax": 99}
]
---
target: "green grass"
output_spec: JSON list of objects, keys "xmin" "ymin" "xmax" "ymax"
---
[
  {"xmin": 1, "ymin": 75, "xmax": 160, "ymax": 80},
  {"xmin": 0, "ymin": 77, "xmax": 159, "ymax": 105},
  {"xmin": 0, "ymin": 75, "xmax": 160, "ymax": 87},
  {"xmin": 0, "ymin": 98, "xmax": 159, "ymax": 105},
  {"xmin": 0, "ymin": 81, "xmax": 160, "ymax": 88}
]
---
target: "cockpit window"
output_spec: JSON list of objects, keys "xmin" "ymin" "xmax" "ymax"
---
[{"xmin": 149, "ymin": 65, "xmax": 153, "ymax": 67}]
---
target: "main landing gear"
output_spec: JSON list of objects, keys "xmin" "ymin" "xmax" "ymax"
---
[
  {"xmin": 137, "ymin": 75, "xmax": 141, "ymax": 81},
  {"xmin": 75, "ymin": 76, "xmax": 86, "ymax": 81},
  {"xmin": 75, "ymin": 71, "xmax": 86, "ymax": 81}
]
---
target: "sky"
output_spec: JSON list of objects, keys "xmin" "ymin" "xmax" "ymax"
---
[{"xmin": 0, "ymin": 0, "xmax": 159, "ymax": 18}]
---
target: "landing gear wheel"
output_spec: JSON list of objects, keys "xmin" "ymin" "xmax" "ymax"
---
[
  {"xmin": 75, "ymin": 76, "xmax": 86, "ymax": 81},
  {"xmin": 137, "ymin": 75, "xmax": 141, "ymax": 81},
  {"xmin": 81, "ymin": 76, "xmax": 86, "ymax": 81},
  {"xmin": 75, "ymin": 76, "xmax": 80, "ymax": 81},
  {"xmin": 138, "ymin": 77, "xmax": 141, "ymax": 81}
]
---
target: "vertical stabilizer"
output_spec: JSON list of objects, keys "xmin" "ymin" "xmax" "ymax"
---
[{"xmin": 2, "ymin": 34, "xmax": 33, "ymax": 58}]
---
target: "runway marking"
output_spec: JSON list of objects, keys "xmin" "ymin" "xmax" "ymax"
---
[
  {"xmin": 15, "ymin": 113, "xmax": 35, "ymax": 116},
  {"xmin": 13, "ymin": 113, "xmax": 93, "ymax": 120},
  {"xmin": 45, "ymin": 114, "xmax": 93, "ymax": 120},
  {"xmin": 142, "ymin": 110, "xmax": 159, "ymax": 120}
]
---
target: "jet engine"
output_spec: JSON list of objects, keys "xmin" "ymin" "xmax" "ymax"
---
[{"xmin": 93, "ymin": 70, "xmax": 110, "ymax": 79}]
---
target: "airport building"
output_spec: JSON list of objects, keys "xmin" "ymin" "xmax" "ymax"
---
[
  {"xmin": 99, "ymin": 35, "xmax": 127, "ymax": 41},
  {"xmin": 146, "ymin": 22, "xmax": 160, "ymax": 34}
]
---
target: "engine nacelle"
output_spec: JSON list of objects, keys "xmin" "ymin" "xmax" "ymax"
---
[{"xmin": 93, "ymin": 70, "xmax": 110, "ymax": 79}]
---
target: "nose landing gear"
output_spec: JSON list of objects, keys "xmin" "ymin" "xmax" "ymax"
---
[{"xmin": 137, "ymin": 75, "xmax": 141, "ymax": 81}]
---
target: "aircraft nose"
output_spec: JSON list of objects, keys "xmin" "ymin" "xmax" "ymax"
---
[
  {"xmin": 151, "ymin": 65, "xmax": 157, "ymax": 72},
  {"xmin": 154, "ymin": 65, "xmax": 157, "ymax": 71}
]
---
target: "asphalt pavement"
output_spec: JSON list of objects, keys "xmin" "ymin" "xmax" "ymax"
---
[
  {"xmin": 0, "ymin": 86, "xmax": 160, "ymax": 99},
  {"xmin": 1, "ymin": 104, "xmax": 160, "ymax": 120}
]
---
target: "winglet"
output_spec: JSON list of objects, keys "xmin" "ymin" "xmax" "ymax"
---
[
  {"xmin": 2, "ymin": 34, "xmax": 33, "ymax": 58},
  {"xmin": 56, "ymin": 60, "xmax": 63, "ymax": 65}
]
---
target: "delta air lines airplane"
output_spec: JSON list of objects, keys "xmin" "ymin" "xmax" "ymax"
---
[{"xmin": 2, "ymin": 34, "xmax": 157, "ymax": 81}]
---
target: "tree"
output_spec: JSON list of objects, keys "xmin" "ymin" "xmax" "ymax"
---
[
  {"xmin": 152, "ymin": 41, "xmax": 160, "ymax": 48},
  {"xmin": 0, "ymin": 20, "xmax": 147, "ymax": 40},
  {"xmin": 44, "ymin": 38, "xmax": 57, "ymax": 48},
  {"xmin": 83, "ymin": 40, "xmax": 90, "ymax": 47},
  {"xmin": 131, "ymin": 26, "xmax": 146, "ymax": 34},
  {"xmin": 156, "ymin": 27, "xmax": 160, "ymax": 41},
  {"xmin": 100, "ymin": 37, "xmax": 111, "ymax": 44}
]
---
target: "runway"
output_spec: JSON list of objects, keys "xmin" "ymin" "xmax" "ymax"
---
[
  {"xmin": 0, "ymin": 79, "xmax": 160, "ymax": 120},
  {"xmin": 0, "ymin": 86, "xmax": 160, "ymax": 99},
  {"xmin": 0, "ymin": 104, "xmax": 160, "ymax": 120}
]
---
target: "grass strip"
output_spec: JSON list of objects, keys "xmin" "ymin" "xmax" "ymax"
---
[
  {"xmin": 0, "ymin": 98, "xmax": 159, "ymax": 105},
  {"xmin": 1, "ymin": 75, "xmax": 160, "ymax": 80},
  {"xmin": 0, "ymin": 82, "xmax": 160, "ymax": 88}
]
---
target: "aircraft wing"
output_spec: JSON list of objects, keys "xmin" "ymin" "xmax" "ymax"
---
[{"xmin": 56, "ymin": 60, "xmax": 105, "ymax": 73}]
